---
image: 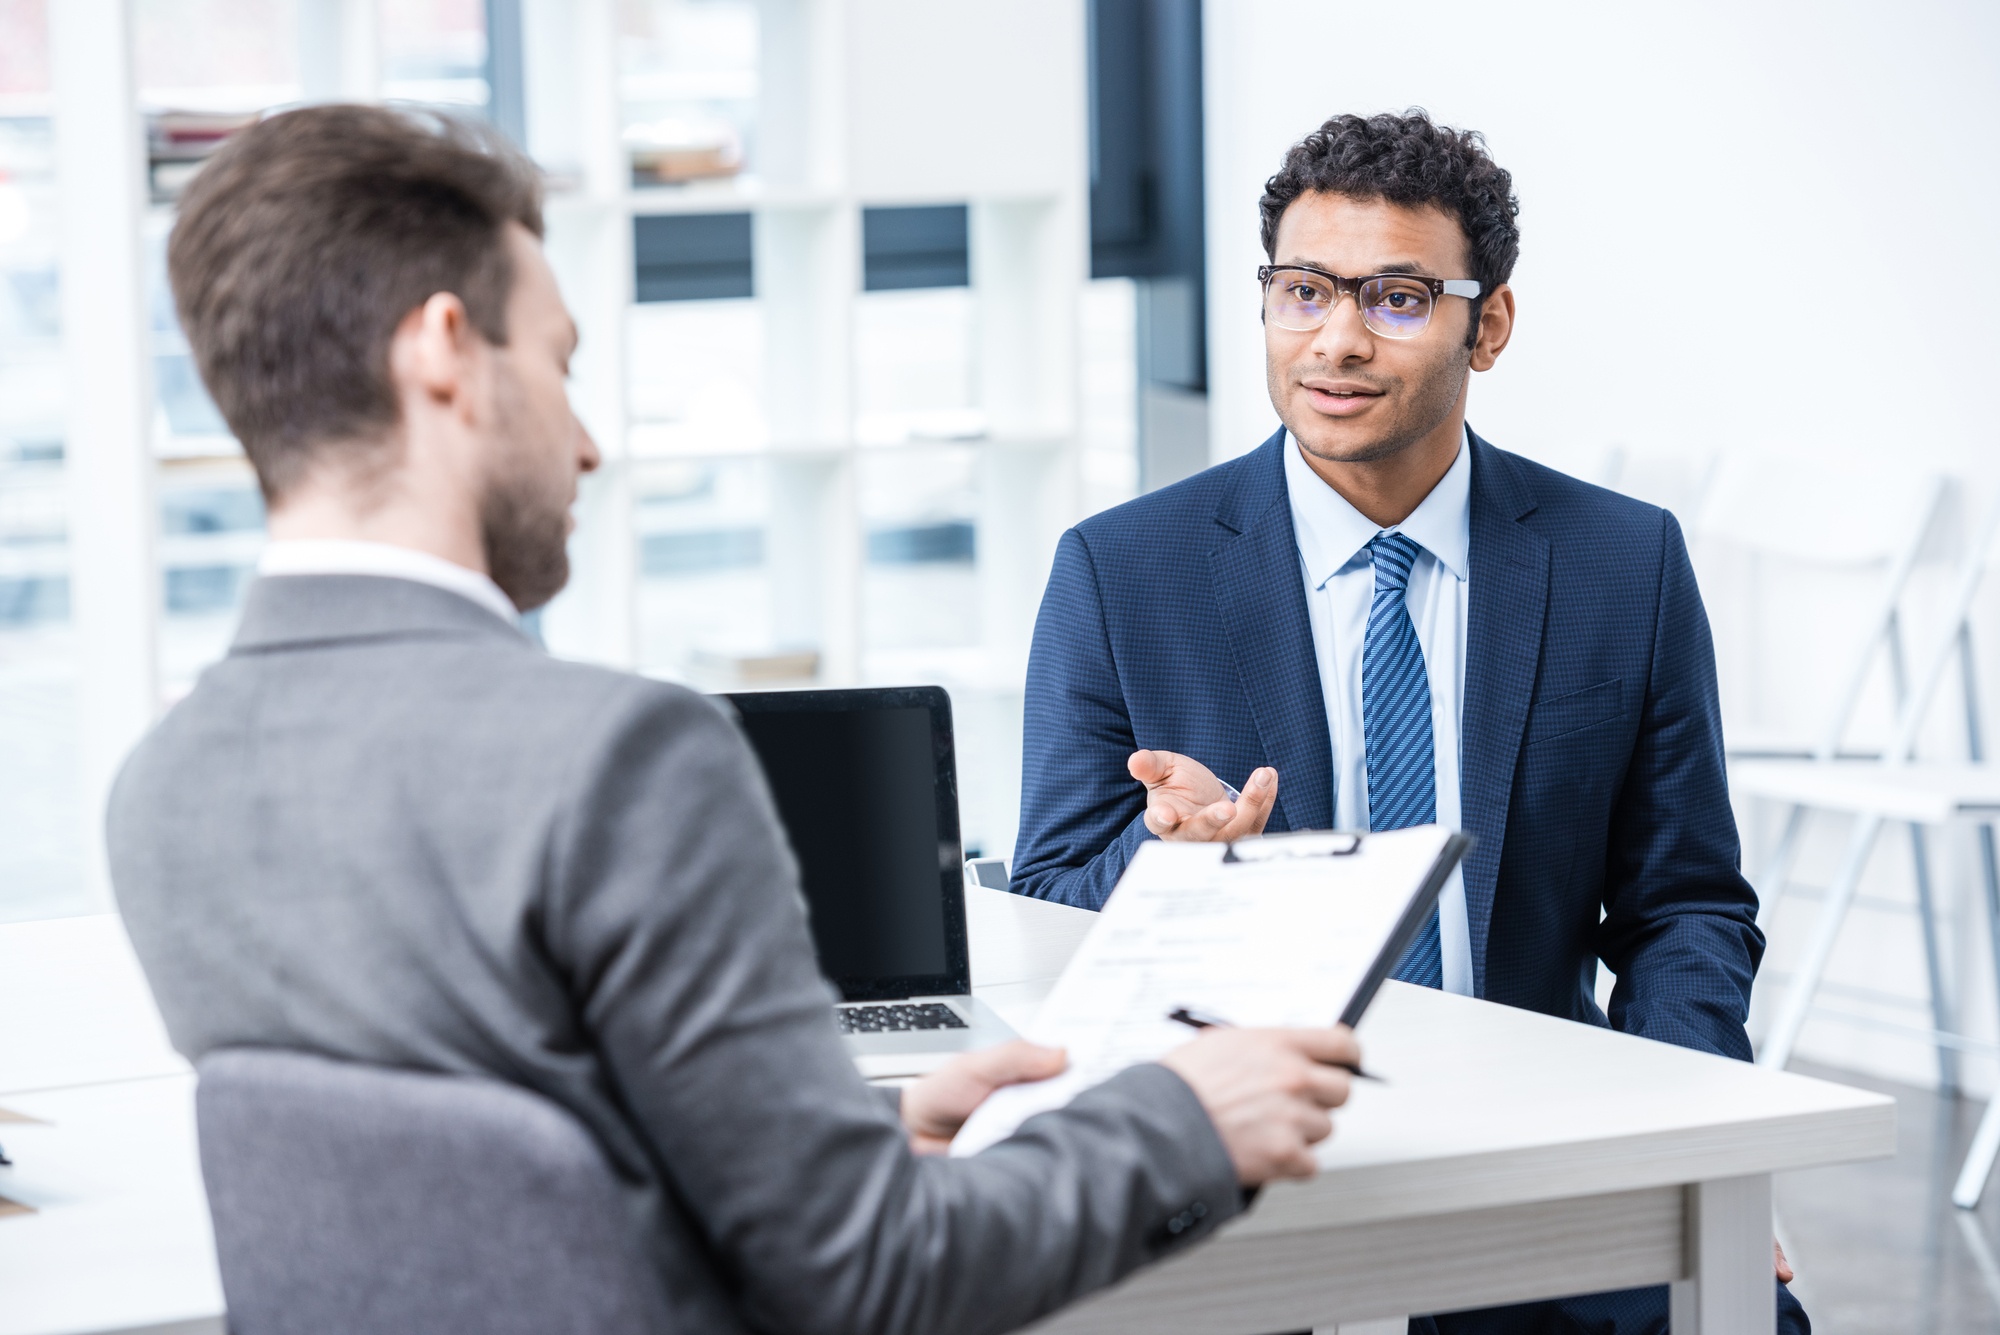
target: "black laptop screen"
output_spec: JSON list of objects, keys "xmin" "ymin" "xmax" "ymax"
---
[{"xmin": 726, "ymin": 688, "xmax": 967, "ymax": 1000}]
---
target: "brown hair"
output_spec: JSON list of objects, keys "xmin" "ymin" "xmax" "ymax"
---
[{"xmin": 168, "ymin": 104, "xmax": 544, "ymax": 500}]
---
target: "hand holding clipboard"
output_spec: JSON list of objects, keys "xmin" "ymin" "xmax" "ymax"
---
[{"xmin": 951, "ymin": 825, "xmax": 1473, "ymax": 1156}]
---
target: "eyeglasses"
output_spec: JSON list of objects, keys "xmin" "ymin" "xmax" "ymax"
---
[{"xmin": 1258, "ymin": 264, "xmax": 1482, "ymax": 340}]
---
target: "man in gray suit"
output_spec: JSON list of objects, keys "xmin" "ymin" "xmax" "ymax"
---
[{"xmin": 108, "ymin": 106, "xmax": 1363, "ymax": 1335}]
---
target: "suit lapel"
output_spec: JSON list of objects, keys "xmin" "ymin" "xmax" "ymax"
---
[
  {"xmin": 1461, "ymin": 434, "xmax": 1550, "ymax": 996},
  {"xmin": 1208, "ymin": 432, "xmax": 1333, "ymax": 832}
]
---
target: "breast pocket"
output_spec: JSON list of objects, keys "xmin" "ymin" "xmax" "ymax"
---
[{"xmin": 1525, "ymin": 678, "xmax": 1625, "ymax": 747}]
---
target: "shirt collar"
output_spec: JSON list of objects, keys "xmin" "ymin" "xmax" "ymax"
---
[
  {"xmin": 257, "ymin": 539, "xmax": 520, "ymax": 625},
  {"xmin": 1283, "ymin": 425, "xmax": 1472, "ymax": 589}
]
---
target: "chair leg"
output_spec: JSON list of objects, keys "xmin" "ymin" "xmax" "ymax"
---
[
  {"xmin": 1754, "ymin": 805, "xmax": 1808, "ymax": 928},
  {"xmin": 1979, "ymin": 823, "xmax": 2000, "ymax": 1025},
  {"xmin": 1953, "ymin": 822, "xmax": 2000, "ymax": 1210},
  {"xmin": 1908, "ymin": 822, "xmax": 1958, "ymax": 1094},
  {"xmin": 1760, "ymin": 813, "xmax": 1884, "ymax": 1071},
  {"xmin": 1955, "ymin": 1089, "xmax": 2000, "ymax": 1210}
]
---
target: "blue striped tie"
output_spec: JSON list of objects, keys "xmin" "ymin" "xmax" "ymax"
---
[{"xmin": 1364, "ymin": 532, "xmax": 1443, "ymax": 989}]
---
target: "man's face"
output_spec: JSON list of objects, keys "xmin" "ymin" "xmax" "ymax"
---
[
  {"xmin": 478, "ymin": 224, "xmax": 598, "ymax": 612},
  {"xmin": 1264, "ymin": 192, "xmax": 1479, "ymax": 467}
]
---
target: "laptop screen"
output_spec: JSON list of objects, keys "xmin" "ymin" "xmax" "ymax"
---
[{"xmin": 723, "ymin": 686, "xmax": 969, "ymax": 1001}]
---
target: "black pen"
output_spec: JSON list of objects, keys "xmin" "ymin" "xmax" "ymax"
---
[{"xmin": 1167, "ymin": 1006, "xmax": 1385, "ymax": 1082}]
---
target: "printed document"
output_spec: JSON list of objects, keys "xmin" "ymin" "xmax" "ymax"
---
[{"xmin": 952, "ymin": 824, "xmax": 1465, "ymax": 1156}]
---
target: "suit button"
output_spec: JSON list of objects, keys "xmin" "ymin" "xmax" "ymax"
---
[{"xmin": 1190, "ymin": 1201, "xmax": 1208, "ymax": 1220}]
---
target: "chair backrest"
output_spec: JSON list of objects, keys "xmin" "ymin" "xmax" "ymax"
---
[
  {"xmin": 1691, "ymin": 451, "xmax": 1944, "ymax": 568},
  {"xmin": 1596, "ymin": 444, "xmax": 1719, "ymax": 520},
  {"xmin": 196, "ymin": 1048, "xmax": 675, "ymax": 1335},
  {"xmin": 1689, "ymin": 452, "xmax": 1948, "ymax": 758},
  {"xmin": 1884, "ymin": 488, "xmax": 2000, "ymax": 764}
]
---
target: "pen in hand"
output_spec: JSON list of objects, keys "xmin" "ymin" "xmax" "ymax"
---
[{"xmin": 1167, "ymin": 1006, "xmax": 1385, "ymax": 1083}]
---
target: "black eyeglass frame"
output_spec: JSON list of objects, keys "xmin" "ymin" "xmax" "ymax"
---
[{"xmin": 1257, "ymin": 263, "xmax": 1483, "ymax": 337}]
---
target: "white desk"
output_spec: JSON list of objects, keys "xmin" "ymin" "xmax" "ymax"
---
[
  {"xmin": 0, "ymin": 916, "xmax": 187, "ymax": 1098},
  {"xmin": 0, "ymin": 1078, "xmax": 218, "ymax": 1335},
  {"xmin": 964, "ymin": 877, "xmax": 1097, "ymax": 1022},
  {"xmin": 965, "ymin": 889, "xmax": 1896, "ymax": 1334},
  {"xmin": 1030, "ymin": 982, "xmax": 1890, "ymax": 1334},
  {"xmin": 2, "ymin": 897, "xmax": 1893, "ymax": 1335},
  {"xmin": 0, "ymin": 916, "xmax": 216, "ymax": 1335}
]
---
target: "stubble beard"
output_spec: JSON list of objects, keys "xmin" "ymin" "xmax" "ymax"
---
[
  {"xmin": 480, "ymin": 369, "xmax": 573, "ymax": 613},
  {"xmin": 481, "ymin": 471, "xmax": 570, "ymax": 612},
  {"xmin": 1281, "ymin": 343, "xmax": 1471, "ymax": 468}
]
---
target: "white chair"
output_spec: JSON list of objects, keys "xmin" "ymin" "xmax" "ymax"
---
[
  {"xmin": 1597, "ymin": 443, "xmax": 1720, "ymax": 523},
  {"xmin": 1691, "ymin": 454, "xmax": 1946, "ymax": 760},
  {"xmin": 1732, "ymin": 489, "xmax": 2000, "ymax": 1208},
  {"xmin": 1695, "ymin": 458, "xmax": 1950, "ymax": 1087},
  {"xmin": 1696, "ymin": 456, "xmax": 1956, "ymax": 1083}
]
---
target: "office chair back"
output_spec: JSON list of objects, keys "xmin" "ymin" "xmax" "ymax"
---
[{"xmin": 196, "ymin": 1048, "xmax": 674, "ymax": 1335}]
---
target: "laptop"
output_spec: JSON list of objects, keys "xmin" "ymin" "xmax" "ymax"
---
[{"xmin": 723, "ymin": 685, "xmax": 1019, "ymax": 1077}]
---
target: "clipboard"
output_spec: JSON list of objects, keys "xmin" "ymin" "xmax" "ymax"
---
[
  {"xmin": 952, "ymin": 824, "xmax": 1475, "ymax": 1156},
  {"xmin": 1220, "ymin": 828, "xmax": 1474, "ymax": 1027}
]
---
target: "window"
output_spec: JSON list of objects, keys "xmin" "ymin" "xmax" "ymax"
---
[{"xmin": 0, "ymin": 0, "xmax": 80, "ymax": 922}]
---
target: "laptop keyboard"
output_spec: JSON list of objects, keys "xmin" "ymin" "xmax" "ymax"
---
[{"xmin": 837, "ymin": 1002, "xmax": 969, "ymax": 1035}]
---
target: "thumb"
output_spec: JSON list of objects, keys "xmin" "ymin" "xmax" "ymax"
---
[
  {"xmin": 1289, "ymin": 1024, "xmax": 1363, "ymax": 1070},
  {"xmin": 967, "ymin": 1040, "xmax": 1068, "ymax": 1088},
  {"xmin": 1128, "ymin": 749, "xmax": 1172, "ymax": 787}
]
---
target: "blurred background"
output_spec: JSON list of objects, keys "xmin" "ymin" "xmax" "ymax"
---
[{"xmin": 4, "ymin": 2, "xmax": 2000, "ymax": 1324}]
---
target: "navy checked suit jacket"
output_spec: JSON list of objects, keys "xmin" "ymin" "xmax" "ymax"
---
[{"xmin": 1012, "ymin": 427, "xmax": 1765, "ymax": 1060}]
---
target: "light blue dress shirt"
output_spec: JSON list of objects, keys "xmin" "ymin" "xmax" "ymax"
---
[{"xmin": 1282, "ymin": 429, "xmax": 1474, "ymax": 996}]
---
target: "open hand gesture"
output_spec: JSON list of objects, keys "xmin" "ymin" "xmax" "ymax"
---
[{"xmin": 1128, "ymin": 750, "xmax": 1278, "ymax": 842}]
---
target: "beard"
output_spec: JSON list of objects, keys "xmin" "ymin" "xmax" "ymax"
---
[
  {"xmin": 480, "ymin": 467, "xmax": 571, "ymax": 612},
  {"xmin": 479, "ymin": 369, "xmax": 573, "ymax": 613},
  {"xmin": 1278, "ymin": 340, "xmax": 1472, "ymax": 466}
]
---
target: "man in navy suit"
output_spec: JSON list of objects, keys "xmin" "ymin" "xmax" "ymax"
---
[{"xmin": 1012, "ymin": 111, "xmax": 1805, "ymax": 1334}]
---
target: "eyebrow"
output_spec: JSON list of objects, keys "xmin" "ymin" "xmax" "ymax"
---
[{"xmin": 1277, "ymin": 257, "xmax": 1443, "ymax": 278}]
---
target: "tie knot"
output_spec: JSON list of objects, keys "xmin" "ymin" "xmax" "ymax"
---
[{"xmin": 1368, "ymin": 532, "xmax": 1422, "ymax": 595}]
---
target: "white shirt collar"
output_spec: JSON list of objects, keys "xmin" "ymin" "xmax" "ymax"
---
[
  {"xmin": 257, "ymin": 539, "xmax": 520, "ymax": 625},
  {"xmin": 1283, "ymin": 425, "xmax": 1473, "ymax": 589}
]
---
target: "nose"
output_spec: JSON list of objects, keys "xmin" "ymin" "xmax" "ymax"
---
[
  {"xmin": 1309, "ymin": 290, "xmax": 1374, "ymax": 364},
  {"xmin": 576, "ymin": 422, "xmax": 601, "ymax": 474}
]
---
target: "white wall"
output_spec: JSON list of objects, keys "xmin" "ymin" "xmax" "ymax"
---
[
  {"xmin": 1203, "ymin": 0, "xmax": 2000, "ymax": 478},
  {"xmin": 1202, "ymin": 0, "xmax": 2000, "ymax": 1092}
]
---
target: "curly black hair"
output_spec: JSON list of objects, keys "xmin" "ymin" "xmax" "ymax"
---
[{"xmin": 1260, "ymin": 109, "xmax": 1519, "ymax": 346}]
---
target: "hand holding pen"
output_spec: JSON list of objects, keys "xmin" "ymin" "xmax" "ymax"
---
[
  {"xmin": 1156, "ymin": 1019, "xmax": 1367, "ymax": 1181},
  {"xmin": 1169, "ymin": 1006, "xmax": 1384, "ymax": 1082}
]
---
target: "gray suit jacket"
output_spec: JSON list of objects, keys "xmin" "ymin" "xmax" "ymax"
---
[{"xmin": 109, "ymin": 574, "xmax": 1240, "ymax": 1335}]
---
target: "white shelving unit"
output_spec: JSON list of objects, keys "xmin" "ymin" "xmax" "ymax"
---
[
  {"xmin": 21, "ymin": 0, "xmax": 1109, "ymax": 895},
  {"xmin": 525, "ymin": 0, "xmax": 1100, "ymax": 859}
]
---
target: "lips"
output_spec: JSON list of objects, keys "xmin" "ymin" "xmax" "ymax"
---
[{"xmin": 1303, "ymin": 383, "xmax": 1383, "ymax": 416}]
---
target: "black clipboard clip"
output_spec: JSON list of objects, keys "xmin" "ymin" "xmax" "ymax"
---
[{"xmin": 1222, "ymin": 831, "xmax": 1363, "ymax": 863}]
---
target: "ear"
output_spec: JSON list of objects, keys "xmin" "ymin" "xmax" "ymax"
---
[
  {"xmin": 1469, "ymin": 283, "xmax": 1514, "ymax": 372},
  {"xmin": 387, "ymin": 291, "xmax": 477, "ymax": 406}
]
